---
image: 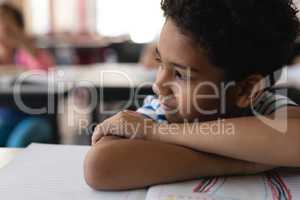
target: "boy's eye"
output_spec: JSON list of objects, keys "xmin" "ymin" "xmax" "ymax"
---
[
  {"xmin": 175, "ymin": 70, "xmax": 186, "ymax": 80},
  {"xmin": 174, "ymin": 70, "xmax": 192, "ymax": 81},
  {"xmin": 155, "ymin": 57, "xmax": 162, "ymax": 63}
]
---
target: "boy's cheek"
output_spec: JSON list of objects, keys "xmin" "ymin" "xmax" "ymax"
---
[{"xmin": 170, "ymin": 85, "xmax": 210, "ymax": 121}]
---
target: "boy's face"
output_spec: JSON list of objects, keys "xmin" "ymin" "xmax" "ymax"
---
[{"xmin": 154, "ymin": 19, "xmax": 228, "ymax": 123}]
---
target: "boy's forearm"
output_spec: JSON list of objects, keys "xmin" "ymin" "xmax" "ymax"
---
[
  {"xmin": 84, "ymin": 136, "xmax": 274, "ymax": 190},
  {"xmin": 149, "ymin": 117, "xmax": 300, "ymax": 167}
]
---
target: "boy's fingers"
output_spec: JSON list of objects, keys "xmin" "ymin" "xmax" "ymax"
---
[
  {"xmin": 92, "ymin": 122, "xmax": 113, "ymax": 145},
  {"xmin": 100, "ymin": 136, "xmax": 122, "ymax": 142},
  {"xmin": 91, "ymin": 134, "xmax": 99, "ymax": 145},
  {"xmin": 91, "ymin": 124, "xmax": 103, "ymax": 145},
  {"xmin": 92, "ymin": 133, "xmax": 103, "ymax": 145}
]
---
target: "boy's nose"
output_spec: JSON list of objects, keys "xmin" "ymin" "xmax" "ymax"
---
[{"xmin": 153, "ymin": 69, "xmax": 173, "ymax": 97}]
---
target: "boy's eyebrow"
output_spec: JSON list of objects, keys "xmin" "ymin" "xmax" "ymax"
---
[
  {"xmin": 156, "ymin": 47, "xmax": 199, "ymax": 72},
  {"xmin": 171, "ymin": 62, "xmax": 188, "ymax": 70},
  {"xmin": 171, "ymin": 63, "xmax": 199, "ymax": 72}
]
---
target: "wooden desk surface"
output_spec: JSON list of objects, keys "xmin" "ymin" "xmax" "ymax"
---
[{"xmin": 0, "ymin": 148, "xmax": 22, "ymax": 169}]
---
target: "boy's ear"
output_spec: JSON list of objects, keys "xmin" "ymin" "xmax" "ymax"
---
[{"xmin": 234, "ymin": 74, "xmax": 265, "ymax": 109}]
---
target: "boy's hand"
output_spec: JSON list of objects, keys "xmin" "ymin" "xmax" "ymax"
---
[{"xmin": 91, "ymin": 110, "xmax": 155, "ymax": 145}]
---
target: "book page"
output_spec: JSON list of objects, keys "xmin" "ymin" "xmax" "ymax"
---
[
  {"xmin": 0, "ymin": 143, "xmax": 146, "ymax": 200},
  {"xmin": 146, "ymin": 171, "xmax": 300, "ymax": 200}
]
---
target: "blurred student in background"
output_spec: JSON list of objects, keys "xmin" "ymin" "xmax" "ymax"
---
[
  {"xmin": 0, "ymin": 3, "xmax": 54, "ymax": 147},
  {"xmin": 0, "ymin": 3, "xmax": 53, "ymax": 70}
]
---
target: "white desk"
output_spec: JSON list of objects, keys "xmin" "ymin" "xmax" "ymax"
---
[{"xmin": 0, "ymin": 148, "xmax": 22, "ymax": 169}]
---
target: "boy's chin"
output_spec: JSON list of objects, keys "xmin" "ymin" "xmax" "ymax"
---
[
  {"xmin": 165, "ymin": 112, "xmax": 200, "ymax": 123},
  {"xmin": 164, "ymin": 112, "xmax": 184, "ymax": 123}
]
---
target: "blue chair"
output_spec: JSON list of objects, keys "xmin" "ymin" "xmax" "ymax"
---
[
  {"xmin": 6, "ymin": 118, "xmax": 53, "ymax": 148},
  {"xmin": 0, "ymin": 109, "xmax": 27, "ymax": 147}
]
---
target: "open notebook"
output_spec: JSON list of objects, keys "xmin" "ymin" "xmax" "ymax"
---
[{"xmin": 0, "ymin": 143, "xmax": 299, "ymax": 200}]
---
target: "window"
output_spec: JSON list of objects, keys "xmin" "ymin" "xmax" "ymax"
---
[
  {"xmin": 27, "ymin": 0, "xmax": 50, "ymax": 35},
  {"xmin": 26, "ymin": 0, "xmax": 164, "ymax": 43},
  {"xmin": 96, "ymin": 0, "xmax": 164, "ymax": 43}
]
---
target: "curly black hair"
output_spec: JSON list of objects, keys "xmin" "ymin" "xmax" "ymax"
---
[{"xmin": 161, "ymin": 0, "xmax": 300, "ymax": 81}]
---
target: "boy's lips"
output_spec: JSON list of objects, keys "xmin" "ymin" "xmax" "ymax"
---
[
  {"xmin": 160, "ymin": 97, "xmax": 177, "ymax": 111},
  {"xmin": 161, "ymin": 103, "xmax": 174, "ymax": 111}
]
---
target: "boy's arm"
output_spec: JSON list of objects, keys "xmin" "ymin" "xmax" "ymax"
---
[
  {"xmin": 149, "ymin": 107, "xmax": 300, "ymax": 167},
  {"xmin": 84, "ymin": 136, "xmax": 274, "ymax": 191}
]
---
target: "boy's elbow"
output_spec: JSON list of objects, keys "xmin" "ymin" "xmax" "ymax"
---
[{"xmin": 84, "ymin": 142, "xmax": 123, "ymax": 191}]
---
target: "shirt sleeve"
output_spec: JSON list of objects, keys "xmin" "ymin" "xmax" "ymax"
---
[
  {"xmin": 136, "ymin": 95, "xmax": 167, "ymax": 123},
  {"xmin": 15, "ymin": 48, "xmax": 54, "ymax": 71},
  {"xmin": 252, "ymin": 91, "xmax": 298, "ymax": 115}
]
